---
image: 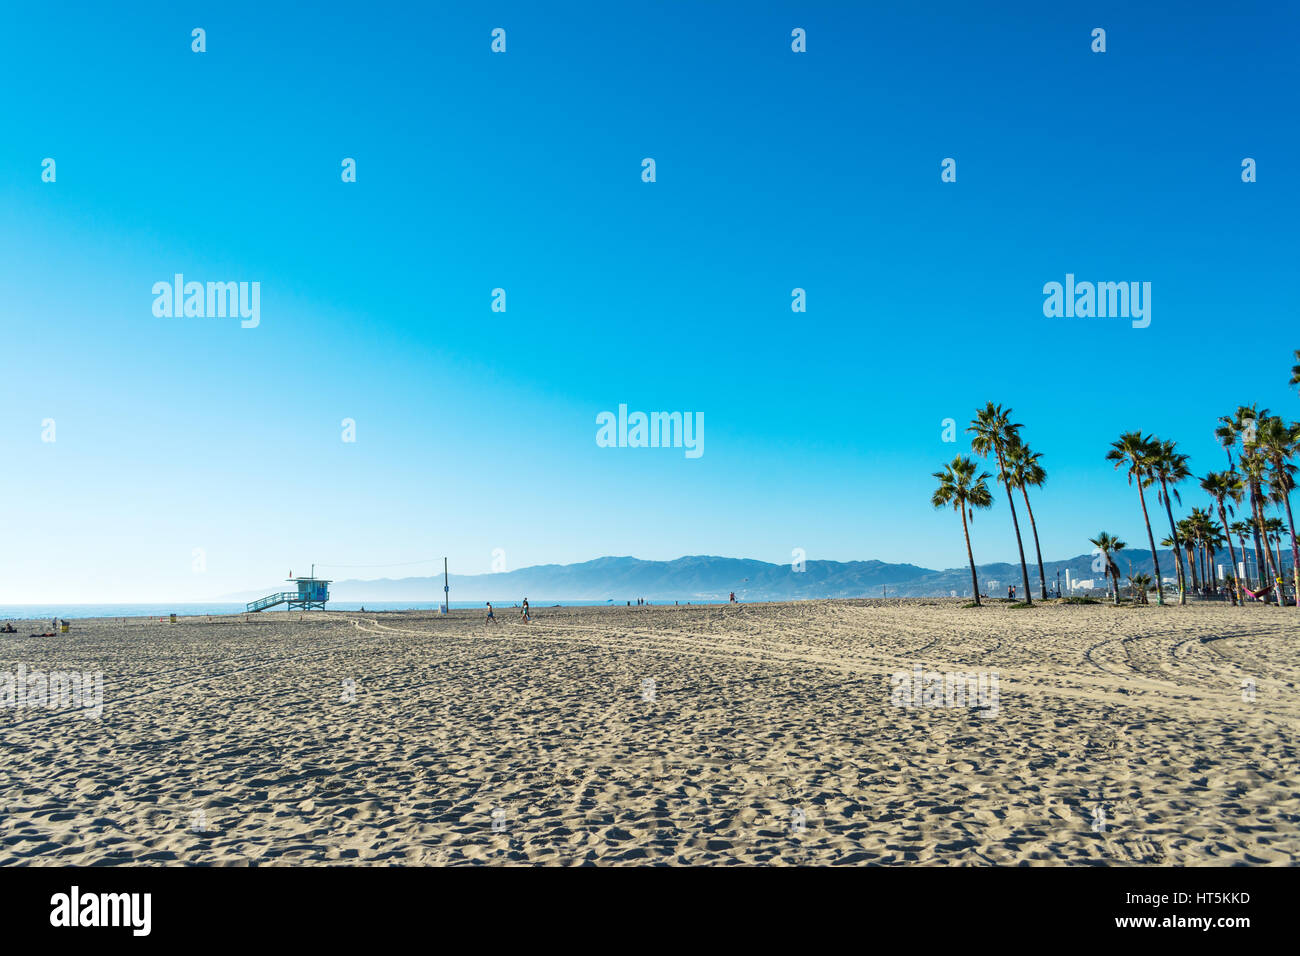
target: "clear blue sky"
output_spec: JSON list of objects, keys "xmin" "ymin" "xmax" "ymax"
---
[{"xmin": 2, "ymin": 1, "xmax": 1296, "ymax": 601}]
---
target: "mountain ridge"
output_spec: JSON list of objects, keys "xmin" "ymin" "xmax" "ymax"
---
[{"xmin": 218, "ymin": 550, "xmax": 1214, "ymax": 602}]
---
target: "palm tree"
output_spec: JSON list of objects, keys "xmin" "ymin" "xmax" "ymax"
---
[
  {"xmin": 1089, "ymin": 532, "xmax": 1126, "ymax": 604},
  {"xmin": 1229, "ymin": 520, "xmax": 1255, "ymax": 596},
  {"xmin": 1127, "ymin": 572, "xmax": 1152, "ymax": 605},
  {"xmin": 932, "ymin": 456, "xmax": 995, "ymax": 605},
  {"xmin": 1205, "ymin": 520, "xmax": 1227, "ymax": 598},
  {"xmin": 1291, "ymin": 349, "xmax": 1300, "ymax": 393},
  {"xmin": 1182, "ymin": 515, "xmax": 1206, "ymax": 593},
  {"xmin": 1215, "ymin": 405, "xmax": 1263, "ymax": 470},
  {"xmin": 1174, "ymin": 520, "xmax": 1199, "ymax": 593},
  {"xmin": 1005, "ymin": 437, "xmax": 1049, "ymax": 600},
  {"xmin": 1160, "ymin": 534, "xmax": 1179, "ymax": 567},
  {"xmin": 1220, "ymin": 405, "xmax": 1273, "ymax": 596},
  {"xmin": 968, "ymin": 403, "xmax": 1033, "ymax": 604},
  {"xmin": 1150, "ymin": 439, "xmax": 1191, "ymax": 604},
  {"xmin": 1187, "ymin": 507, "xmax": 1215, "ymax": 595},
  {"xmin": 1264, "ymin": 516, "xmax": 1287, "ymax": 592},
  {"xmin": 1240, "ymin": 450, "xmax": 1280, "ymax": 602},
  {"xmin": 1259, "ymin": 415, "xmax": 1300, "ymax": 609},
  {"xmin": 1106, "ymin": 432, "xmax": 1165, "ymax": 605}
]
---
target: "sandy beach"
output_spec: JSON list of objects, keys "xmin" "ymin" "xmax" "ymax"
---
[{"xmin": 1, "ymin": 600, "xmax": 1296, "ymax": 865}]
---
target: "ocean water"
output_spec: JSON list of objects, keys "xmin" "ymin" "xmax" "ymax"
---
[{"xmin": 0, "ymin": 600, "xmax": 719, "ymax": 620}]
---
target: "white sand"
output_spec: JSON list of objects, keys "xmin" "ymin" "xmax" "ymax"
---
[{"xmin": 1, "ymin": 600, "xmax": 1296, "ymax": 865}]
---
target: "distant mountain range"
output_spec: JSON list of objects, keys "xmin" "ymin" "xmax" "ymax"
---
[{"xmin": 222, "ymin": 550, "xmax": 1233, "ymax": 603}]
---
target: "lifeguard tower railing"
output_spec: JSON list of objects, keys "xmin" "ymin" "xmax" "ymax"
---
[{"xmin": 246, "ymin": 592, "xmax": 298, "ymax": 612}]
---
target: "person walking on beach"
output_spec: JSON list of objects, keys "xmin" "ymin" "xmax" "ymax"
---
[
  {"xmin": 521, "ymin": 598, "xmax": 530, "ymax": 623},
  {"xmin": 486, "ymin": 602, "xmax": 495, "ymax": 622}
]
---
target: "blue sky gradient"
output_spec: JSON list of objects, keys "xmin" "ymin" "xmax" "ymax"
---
[{"xmin": 2, "ymin": 1, "xmax": 1297, "ymax": 600}]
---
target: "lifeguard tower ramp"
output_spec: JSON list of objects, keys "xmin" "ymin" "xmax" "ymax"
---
[{"xmin": 247, "ymin": 575, "xmax": 331, "ymax": 612}]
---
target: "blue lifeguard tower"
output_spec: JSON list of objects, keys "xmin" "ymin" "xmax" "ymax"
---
[{"xmin": 247, "ymin": 573, "xmax": 332, "ymax": 612}]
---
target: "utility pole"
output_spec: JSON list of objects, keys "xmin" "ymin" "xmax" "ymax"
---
[{"xmin": 443, "ymin": 557, "xmax": 450, "ymax": 614}]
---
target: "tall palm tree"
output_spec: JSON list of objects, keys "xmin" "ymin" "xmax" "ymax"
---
[
  {"xmin": 931, "ymin": 456, "xmax": 995, "ymax": 606},
  {"xmin": 1175, "ymin": 518, "xmax": 1200, "ymax": 593},
  {"xmin": 1005, "ymin": 437, "xmax": 1049, "ymax": 600},
  {"xmin": 1240, "ymin": 450, "xmax": 1280, "ymax": 602},
  {"xmin": 1106, "ymin": 432, "xmax": 1165, "ymax": 605},
  {"xmin": 1259, "ymin": 415, "xmax": 1300, "ymax": 609},
  {"xmin": 1188, "ymin": 507, "xmax": 1215, "ymax": 593},
  {"xmin": 968, "ymin": 403, "xmax": 1033, "ymax": 604},
  {"xmin": 1197, "ymin": 512, "xmax": 1213, "ymax": 589},
  {"xmin": 1089, "ymin": 532, "xmax": 1126, "ymax": 604},
  {"xmin": 1205, "ymin": 520, "xmax": 1227, "ymax": 597},
  {"xmin": 1229, "ymin": 520, "xmax": 1255, "ymax": 596},
  {"xmin": 1221, "ymin": 405, "xmax": 1273, "ymax": 595},
  {"xmin": 1151, "ymin": 438, "xmax": 1191, "ymax": 604}
]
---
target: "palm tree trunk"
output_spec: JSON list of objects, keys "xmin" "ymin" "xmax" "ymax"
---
[
  {"xmin": 1274, "ymin": 535, "xmax": 1284, "ymax": 594},
  {"xmin": 1019, "ymin": 487, "xmax": 1048, "ymax": 600},
  {"xmin": 1218, "ymin": 503, "xmax": 1240, "ymax": 605},
  {"xmin": 1236, "ymin": 530, "xmax": 1252, "ymax": 598},
  {"xmin": 996, "ymin": 447, "xmax": 1033, "ymax": 604},
  {"xmin": 1185, "ymin": 542, "xmax": 1199, "ymax": 593},
  {"xmin": 1159, "ymin": 478, "xmax": 1187, "ymax": 605},
  {"xmin": 1137, "ymin": 483, "xmax": 1164, "ymax": 604},
  {"xmin": 1249, "ymin": 487, "xmax": 1268, "ymax": 597},
  {"xmin": 1281, "ymin": 490, "xmax": 1300, "ymax": 611},
  {"xmin": 1253, "ymin": 496, "xmax": 1281, "ymax": 604},
  {"xmin": 961, "ymin": 504, "xmax": 980, "ymax": 606}
]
